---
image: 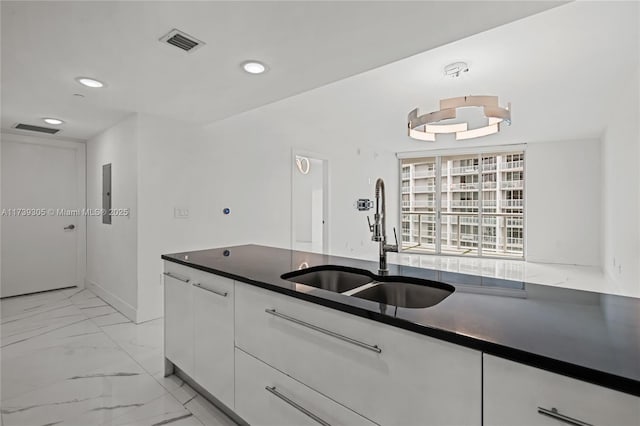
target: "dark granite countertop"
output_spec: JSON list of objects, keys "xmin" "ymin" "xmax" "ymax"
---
[{"xmin": 162, "ymin": 244, "xmax": 640, "ymax": 397}]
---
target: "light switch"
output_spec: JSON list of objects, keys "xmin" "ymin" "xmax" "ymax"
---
[{"xmin": 174, "ymin": 207, "xmax": 189, "ymax": 219}]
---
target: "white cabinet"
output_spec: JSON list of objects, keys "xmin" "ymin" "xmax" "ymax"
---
[
  {"xmin": 235, "ymin": 347, "xmax": 375, "ymax": 426},
  {"xmin": 164, "ymin": 263, "xmax": 195, "ymax": 376},
  {"xmin": 192, "ymin": 270, "xmax": 235, "ymax": 409},
  {"xmin": 483, "ymin": 354, "xmax": 640, "ymax": 426},
  {"xmin": 165, "ymin": 260, "xmax": 638, "ymax": 426},
  {"xmin": 235, "ymin": 283, "xmax": 482, "ymax": 426}
]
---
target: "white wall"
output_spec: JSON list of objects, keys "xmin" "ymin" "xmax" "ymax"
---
[
  {"xmin": 526, "ymin": 139, "xmax": 601, "ymax": 266},
  {"xmin": 195, "ymin": 97, "xmax": 603, "ymax": 268},
  {"xmin": 86, "ymin": 114, "xmax": 138, "ymax": 320},
  {"xmin": 135, "ymin": 114, "xmax": 211, "ymax": 322},
  {"xmin": 85, "ymin": 2, "xmax": 639, "ymax": 319},
  {"xmin": 601, "ymin": 70, "xmax": 640, "ymax": 292}
]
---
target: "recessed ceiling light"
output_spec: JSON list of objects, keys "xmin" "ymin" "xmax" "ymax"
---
[
  {"xmin": 75, "ymin": 77, "xmax": 105, "ymax": 88},
  {"xmin": 43, "ymin": 118, "xmax": 64, "ymax": 125},
  {"xmin": 242, "ymin": 61, "xmax": 267, "ymax": 74}
]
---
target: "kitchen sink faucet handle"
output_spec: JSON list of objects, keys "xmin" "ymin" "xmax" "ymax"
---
[{"xmin": 367, "ymin": 215, "xmax": 374, "ymax": 233}]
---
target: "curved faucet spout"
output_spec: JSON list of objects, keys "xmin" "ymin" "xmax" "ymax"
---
[
  {"xmin": 375, "ymin": 178, "xmax": 386, "ymax": 242},
  {"xmin": 369, "ymin": 178, "xmax": 398, "ymax": 274}
]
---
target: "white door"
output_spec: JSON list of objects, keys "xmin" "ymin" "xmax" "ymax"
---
[{"xmin": 1, "ymin": 139, "xmax": 82, "ymax": 297}]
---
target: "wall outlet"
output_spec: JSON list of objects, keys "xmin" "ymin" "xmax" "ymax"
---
[{"xmin": 174, "ymin": 207, "xmax": 189, "ymax": 219}]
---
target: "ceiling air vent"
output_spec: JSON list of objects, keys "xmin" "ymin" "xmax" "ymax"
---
[
  {"xmin": 159, "ymin": 29, "xmax": 205, "ymax": 53},
  {"xmin": 13, "ymin": 123, "xmax": 60, "ymax": 134}
]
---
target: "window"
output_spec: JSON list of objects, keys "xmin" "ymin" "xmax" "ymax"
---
[{"xmin": 400, "ymin": 150, "xmax": 525, "ymax": 259}]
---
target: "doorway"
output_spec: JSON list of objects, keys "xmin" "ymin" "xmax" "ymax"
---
[
  {"xmin": 1, "ymin": 134, "xmax": 86, "ymax": 298},
  {"xmin": 291, "ymin": 151, "xmax": 328, "ymax": 254}
]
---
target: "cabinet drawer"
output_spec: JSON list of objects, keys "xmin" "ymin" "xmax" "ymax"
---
[
  {"xmin": 235, "ymin": 283, "xmax": 481, "ymax": 426},
  {"xmin": 483, "ymin": 354, "xmax": 640, "ymax": 426},
  {"xmin": 193, "ymin": 272, "xmax": 235, "ymax": 409},
  {"xmin": 235, "ymin": 348, "xmax": 375, "ymax": 426}
]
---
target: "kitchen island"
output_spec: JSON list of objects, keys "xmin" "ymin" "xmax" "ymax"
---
[{"xmin": 162, "ymin": 244, "xmax": 639, "ymax": 426}]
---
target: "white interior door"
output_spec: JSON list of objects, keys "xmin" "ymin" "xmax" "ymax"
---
[{"xmin": 1, "ymin": 139, "xmax": 83, "ymax": 297}]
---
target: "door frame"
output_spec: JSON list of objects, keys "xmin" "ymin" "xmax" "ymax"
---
[
  {"xmin": 0, "ymin": 131, "xmax": 86, "ymax": 292},
  {"xmin": 290, "ymin": 148, "xmax": 330, "ymax": 254}
]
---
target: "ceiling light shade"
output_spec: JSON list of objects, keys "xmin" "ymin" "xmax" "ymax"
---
[
  {"xmin": 408, "ymin": 95, "xmax": 511, "ymax": 141},
  {"xmin": 43, "ymin": 118, "xmax": 64, "ymax": 125},
  {"xmin": 75, "ymin": 77, "xmax": 105, "ymax": 88},
  {"xmin": 242, "ymin": 61, "xmax": 266, "ymax": 74}
]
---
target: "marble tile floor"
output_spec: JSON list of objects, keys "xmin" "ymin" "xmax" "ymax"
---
[{"xmin": 0, "ymin": 287, "xmax": 238, "ymax": 426}]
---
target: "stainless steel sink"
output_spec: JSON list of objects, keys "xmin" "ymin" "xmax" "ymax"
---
[
  {"xmin": 282, "ymin": 266, "xmax": 453, "ymax": 308},
  {"xmin": 351, "ymin": 279, "xmax": 453, "ymax": 309},
  {"xmin": 282, "ymin": 266, "xmax": 373, "ymax": 293}
]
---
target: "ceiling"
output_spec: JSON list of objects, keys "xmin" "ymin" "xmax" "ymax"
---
[
  {"xmin": 1, "ymin": 0, "xmax": 565, "ymax": 140},
  {"xmin": 370, "ymin": 0, "xmax": 640, "ymax": 146},
  {"xmin": 255, "ymin": 0, "xmax": 638, "ymax": 148}
]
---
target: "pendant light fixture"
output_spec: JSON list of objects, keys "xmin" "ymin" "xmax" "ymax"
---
[{"xmin": 407, "ymin": 63, "xmax": 512, "ymax": 141}]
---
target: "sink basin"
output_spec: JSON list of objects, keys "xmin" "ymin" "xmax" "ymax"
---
[
  {"xmin": 282, "ymin": 266, "xmax": 373, "ymax": 293},
  {"xmin": 351, "ymin": 279, "xmax": 454, "ymax": 309}
]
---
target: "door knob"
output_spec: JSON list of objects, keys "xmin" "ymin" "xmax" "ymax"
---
[{"xmin": 64, "ymin": 224, "xmax": 75, "ymax": 230}]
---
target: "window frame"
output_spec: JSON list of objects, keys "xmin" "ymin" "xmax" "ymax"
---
[{"xmin": 397, "ymin": 144, "xmax": 527, "ymax": 260}]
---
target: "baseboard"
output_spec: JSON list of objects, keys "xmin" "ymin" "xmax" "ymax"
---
[{"xmin": 85, "ymin": 279, "xmax": 137, "ymax": 322}]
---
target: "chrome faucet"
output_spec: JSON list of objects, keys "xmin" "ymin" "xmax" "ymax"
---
[{"xmin": 367, "ymin": 178, "xmax": 398, "ymax": 274}]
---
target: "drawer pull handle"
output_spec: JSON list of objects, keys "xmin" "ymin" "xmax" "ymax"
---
[
  {"xmin": 265, "ymin": 386, "xmax": 331, "ymax": 426},
  {"xmin": 265, "ymin": 308, "xmax": 382, "ymax": 354},
  {"xmin": 537, "ymin": 407, "xmax": 593, "ymax": 426},
  {"xmin": 163, "ymin": 272, "xmax": 190, "ymax": 284},
  {"xmin": 192, "ymin": 282, "xmax": 228, "ymax": 297}
]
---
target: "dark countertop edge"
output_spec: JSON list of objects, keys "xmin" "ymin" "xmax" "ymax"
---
[{"xmin": 161, "ymin": 254, "xmax": 640, "ymax": 397}]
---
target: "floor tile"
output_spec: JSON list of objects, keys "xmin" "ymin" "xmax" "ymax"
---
[
  {"xmin": 1, "ymin": 304, "xmax": 87, "ymax": 347},
  {"xmin": 1, "ymin": 326, "xmax": 135, "ymax": 401},
  {"xmin": 0, "ymin": 287, "xmax": 238, "ymax": 425},
  {"xmin": 102, "ymin": 319, "xmax": 164, "ymax": 377},
  {"xmin": 108, "ymin": 393, "xmax": 199, "ymax": 426},
  {"xmin": 92, "ymin": 311, "xmax": 132, "ymax": 328},
  {"xmin": 1, "ymin": 289, "xmax": 74, "ymax": 319},
  {"xmin": 185, "ymin": 396, "xmax": 237, "ymax": 426},
  {"xmin": 2, "ymin": 359, "xmax": 166, "ymax": 426},
  {"xmin": 153, "ymin": 374, "xmax": 198, "ymax": 405},
  {"xmin": 69, "ymin": 289, "xmax": 99, "ymax": 303},
  {"xmin": 74, "ymin": 298, "xmax": 109, "ymax": 310}
]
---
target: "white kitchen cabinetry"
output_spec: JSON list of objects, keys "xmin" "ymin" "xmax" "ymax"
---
[
  {"xmin": 235, "ymin": 283, "xmax": 482, "ymax": 426},
  {"xmin": 483, "ymin": 354, "xmax": 640, "ymax": 426},
  {"xmin": 164, "ymin": 263, "xmax": 195, "ymax": 376},
  {"xmin": 192, "ymin": 270, "xmax": 235, "ymax": 409},
  {"xmin": 165, "ymin": 261, "xmax": 638, "ymax": 426},
  {"xmin": 235, "ymin": 348, "xmax": 376, "ymax": 426}
]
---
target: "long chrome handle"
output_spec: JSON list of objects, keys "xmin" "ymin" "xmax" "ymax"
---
[
  {"xmin": 163, "ymin": 272, "xmax": 190, "ymax": 283},
  {"xmin": 265, "ymin": 386, "xmax": 331, "ymax": 426},
  {"xmin": 265, "ymin": 308, "xmax": 381, "ymax": 353},
  {"xmin": 192, "ymin": 282, "xmax": 228, "ymax": 297},
  {"xmin": 537, "ymin": 407, "xmax": 593, "ymax": 426}
]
